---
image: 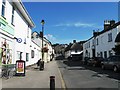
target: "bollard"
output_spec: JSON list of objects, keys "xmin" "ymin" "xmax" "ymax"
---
[{"xmin": 50, "ymin": 76, "xmax": 55, "ymax": 90}]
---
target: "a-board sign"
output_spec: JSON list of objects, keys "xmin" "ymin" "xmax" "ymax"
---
[{"xmin": 16, "ymin": 60, "xmax": 25, "ymax": 76}]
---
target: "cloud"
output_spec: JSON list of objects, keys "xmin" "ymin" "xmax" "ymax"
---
[
  {"xmin": 44, "ymin": 34, "xmax": 56, "ymax": 42},
  {"xmin": 53, "ymin": 22, "xmax": 102, "ymax": 29}
]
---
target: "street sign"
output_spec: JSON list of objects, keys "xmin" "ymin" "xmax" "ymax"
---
[{"xmin": 16, "ymin": 38, "xmax": 22, "ymax": 43}]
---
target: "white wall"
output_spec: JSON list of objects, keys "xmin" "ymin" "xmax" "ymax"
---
[
  {"xmin": 83, "ymin": 37, "xmax": 93, "ymax": 59},
  {"xmin": 27, "ymin": 41, "xmax": 41, "ymax": 66},
  {"xmin": 83, "ymin": 25, "xmax": 120, "ymax": 60},
  {"xmin": 96, "ymin": 27, "xmax": 118, "ymax": 58}
]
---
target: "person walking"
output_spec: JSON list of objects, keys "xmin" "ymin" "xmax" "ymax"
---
[{"xmin": 36, "ymin": 59, "xmax": 41, "ymax": 68}]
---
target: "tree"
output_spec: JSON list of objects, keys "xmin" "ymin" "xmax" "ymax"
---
[{"xmin": 112, "ymin": 45, "xmax": 120, "ymax": 55}]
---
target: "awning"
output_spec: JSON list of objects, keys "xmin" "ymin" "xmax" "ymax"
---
[{"xmin": 115, "ymin": 32, "xmax": 120, "ymax": 42}]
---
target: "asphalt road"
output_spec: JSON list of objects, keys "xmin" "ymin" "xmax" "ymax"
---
[{"xmin": 56, "ymin": 58, "xmax": 120, "ymax": 89}]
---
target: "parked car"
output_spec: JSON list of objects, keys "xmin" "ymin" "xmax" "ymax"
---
[
  {"xmin": 83, "ymin": 57, "xmax": 90, "ymax": 65},
  {"xmin": 87, "ymin": 57, "xmax": 104, "ymax": 67},
  {"xmin": 101, "ymin": 55, "xmax": 120, "ymax": 72},
  {"xmin": 68, "ymin": 54, "xmax": 82, "ymax": 61}
]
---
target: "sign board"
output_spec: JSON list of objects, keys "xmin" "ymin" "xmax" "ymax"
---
[{"xmin": 16, "ymin": 60, "xmax": 25, "ymax": 76}]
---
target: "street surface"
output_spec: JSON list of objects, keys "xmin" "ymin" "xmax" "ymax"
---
[
  {"xmin": 1, "ymin": 60, "xmax": 63, "ymax": 89},
  {"xmin": 56, "ymin": 57, "xmax": 120, "ymax": 89}
]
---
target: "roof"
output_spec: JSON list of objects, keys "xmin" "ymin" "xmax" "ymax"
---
[
  {"xmin": 64, "ymin": 43, "xmax": 73, "ymax": 52},
  {"xmin": 70, "ymin": 42, "xmax": 83, "ymax": 51},
  {"xmin": 84, "ymin": 21, "xmax": 120, "ymax": 43},
  {"xmin": 115, "ymin": 32, "xmax": 120, "ymax": 42},
  {"xmin": 12, "ymin": 0, "xmax": 35, "ymax": 28},
  {"xmin": 96, "ymin": 21, "xmax": 120, "ymax": 36}
]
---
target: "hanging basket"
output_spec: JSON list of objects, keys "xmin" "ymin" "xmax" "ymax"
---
[{"xmin": 42, "ymin": 47, "xmax": 49, "ymax": 52}]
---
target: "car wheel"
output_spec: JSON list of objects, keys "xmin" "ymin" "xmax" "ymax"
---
[
  {"xmin": 101, "ymin": 64, "xmax": 105, "ymax": 70},
  {"xmin": 113, "ymin": 66, "xmax": 118, "ymax": 72}
]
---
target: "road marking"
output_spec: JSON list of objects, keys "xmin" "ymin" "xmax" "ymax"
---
[{"xmin": 57, "ymin": 63, "xmax": 67, "ymax": 90}]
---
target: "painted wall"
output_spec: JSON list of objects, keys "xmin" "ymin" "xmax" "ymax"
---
[{"xmin": 83, "ymin": 25, "xmax": 120, "ymax": 60}]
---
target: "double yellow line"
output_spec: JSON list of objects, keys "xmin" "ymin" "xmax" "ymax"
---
[{"xmin": 57, "ymin": 62, "xmax": 67, "ymax": 90}]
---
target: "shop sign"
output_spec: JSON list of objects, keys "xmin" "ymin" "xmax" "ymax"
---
[
  {"xmin": 16, "ymin": 60, "xmax": 25, "ymax": 76},
  {"xmin": 16, "ymin": 38, "xmax": 22, "ymax": 43}
]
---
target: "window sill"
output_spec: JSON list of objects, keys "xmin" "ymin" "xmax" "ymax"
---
[
  {"xmin": 11, "ymin": 23, "xmax": 15, "ymax": 27},
  {"xmin": 1, "ymin": 15, "xmax": 6, "ymax": 20}
]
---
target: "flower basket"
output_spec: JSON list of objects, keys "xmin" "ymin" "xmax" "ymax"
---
[{"xmin": 42, "ymin": 47, "xmax": 49, "ymax": 52}]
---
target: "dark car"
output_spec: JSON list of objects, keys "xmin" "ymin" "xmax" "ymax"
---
[
  {"xmin": 68, "ymin": 54, "xmax": 82, "ymax": 61},
  {"xmin": 101, "ymin": 55, "xmax": 120, "ymax": 72},
  {"xmin": 83, "ymin": 57, "xmax": 90, "ymax": 65},
  {"xmin": 87, "ymin": 57, "xmax": 104, "ymax": 67}
]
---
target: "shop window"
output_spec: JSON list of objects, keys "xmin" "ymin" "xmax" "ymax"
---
[
  {"xmin": 1, "ymin": 39, "xmax": 12, "ymax": 64},
  {"xmin": 0, "ymin": 48, "xmax": 2, "ymax": 64}
]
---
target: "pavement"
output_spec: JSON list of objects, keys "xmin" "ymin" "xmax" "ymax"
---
[{"xmin": 1, "ymin": 60, "xmax": 66, "ymax": 89}]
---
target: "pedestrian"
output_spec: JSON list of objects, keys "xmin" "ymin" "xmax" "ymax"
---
[{"xmin": 37, "ymin": 59, "xmax": 41, "ymax": 68}]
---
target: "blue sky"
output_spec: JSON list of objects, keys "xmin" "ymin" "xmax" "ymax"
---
[{"xmin": 23, "ymin": 2, "xmax": 118, "ymax": 44}]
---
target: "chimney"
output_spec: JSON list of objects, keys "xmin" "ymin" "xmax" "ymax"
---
[
  {"xmin": 73, "ymin": 40, "xmax": 76, "ymax": 43},
  {"xmin": 110, "ymin": 20, "xmax": 115, "ymax": 26},
  {"xmin": 104, "ymin": 20, "xmax": 110, "ymax": 30},
  {"xmin": 93, "ymin": 30, "xmax": 99, "ymax": 37},
  {"xmin": 40, "ymin": 31, "xmax": 43, "ymax": 38}
]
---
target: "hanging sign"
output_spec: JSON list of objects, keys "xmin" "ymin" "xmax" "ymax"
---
[{"xmin": 16, "ymin": 38, "xmax": 22, "ymax": 43}]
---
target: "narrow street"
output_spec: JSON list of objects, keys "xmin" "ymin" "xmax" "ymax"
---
[{"xmin": 56, "ymin": 57, "xmax": 120, "ymax": 89}]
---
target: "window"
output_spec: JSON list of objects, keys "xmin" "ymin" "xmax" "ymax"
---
[
  {"xmin": 11, "ymin": 6, "xmax": 15, "ymax": 25},
  {"xmin": 1, "ymin": 0, "xmax": 6, "ymax": 17},
  {"xmin": 31, "ymin": 50, "xmax": 34, "ymax": 58},
  {"xmin": 27, "ymin": 25, "xmax": 29, "ymax": 38},
  {"xmin": 96, "ymin": 38, "xmax": 99, "ymax": 45},
  {"xmin": 104, "ymin": 51, "xmax": 107, "ymax": 58},
  {"xmin": 17, "ymin": 51, "xmax": 22, "ymax": 60},
  {"xmin": 100, "ymin": 52, "xmax": 103, "ymax": 58},
  {"xmin": 89, "ymin": 42, "xmax": 90, "ymax": 48},
  {"xmin": 26, "ymin": 53, "xmax": 29, "ymax": 61},
  {"xmin": 109, "ymin": 50, "xmax": 112, "ymax": 57},
  {"xmin": 108, "ymin": 33, "xmax": 112, "ymax": 42}
]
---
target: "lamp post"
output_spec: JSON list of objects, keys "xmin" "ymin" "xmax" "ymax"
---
[{"xmin": 40, "ymin": 20, "xmax": 45, "ymax": 70}]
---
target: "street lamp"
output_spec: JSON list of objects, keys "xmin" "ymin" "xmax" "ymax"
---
[{"xmin": 40, "ymin": 20, "xmax": 45, "ymax": 70}]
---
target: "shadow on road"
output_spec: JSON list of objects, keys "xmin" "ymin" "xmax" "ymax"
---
[
  {"xmin": 61, "ymin": 60, "xmax": 120, "ymax": 81},
  {"xmin": 55, "ymin": 55, "xmax": 65, "ymax": 60},
  {"xmin": 83, "ymin": 65, "xmax": 120, "ymax": 81},
  {"xmin": 63, "ymin": 60, "xmax": 82, "ymax": 67}
]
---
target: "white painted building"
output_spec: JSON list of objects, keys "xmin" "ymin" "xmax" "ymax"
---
[
  {"xmin": 65, "ymin": 40, "xmax": 84, "ymax": 60},
  {"xmin": 0, "ymin": 0, "xmax": 45, "ymax": 66},
  {"xmin": 83, "ymin": 20, "xmax": 120, "ymax": 60},
  {"xmin": 31, "ymin": 31, "xmax": 54, "ymax": 63}
]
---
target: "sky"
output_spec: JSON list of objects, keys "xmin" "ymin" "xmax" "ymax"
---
[{"xmin": 23, "ymin": 2, "xmax": 118, "ymax": 44}]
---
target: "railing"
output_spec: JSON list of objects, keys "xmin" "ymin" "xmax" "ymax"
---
[{"xmin": 1, "ymin": 64, "xmax": 16, "ymax": 79}]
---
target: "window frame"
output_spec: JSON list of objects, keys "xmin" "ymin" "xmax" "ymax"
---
[
  {"xmin": 11, "ymin": 6, "xmax": 15, "ymax": 25},
  {"xmin": 1, "ymin": 0, "xmax": 6, "ymax": 18}
]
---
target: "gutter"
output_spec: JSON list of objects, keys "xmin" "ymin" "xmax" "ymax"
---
[{"xmin": 12, "ymin": 0, "xmax": 35, "ymax": 28}]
